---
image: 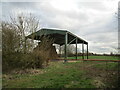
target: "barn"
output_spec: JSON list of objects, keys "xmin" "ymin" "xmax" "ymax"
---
[{"xmin": 26, "ymin": 28, "xmax": 88, "ymax": 62}]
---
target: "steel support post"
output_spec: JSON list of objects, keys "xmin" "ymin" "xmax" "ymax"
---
[
  {"xmin": 76, "ymin": 38, "xmax": 78, "ymax": 60},
  {"xmin": 87, "ymin": 43, "xmax": 88, "ymax": 59},
  {"xmin": 60, "ymin": 45, "xmax": 61, "ymax": 57},
  {"xmin": 64, "ymin": 32, "xmax": 68, "ymax": 62},
  {"xmin": 68, "ymin": 38, "xmax": 76, "ymax": 45},
  {"xmin": 82, "ymin": 42, "xmax": 84, "ymax": 60}
]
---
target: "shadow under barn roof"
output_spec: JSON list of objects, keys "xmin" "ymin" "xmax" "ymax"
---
[{"xmin": 26, "ymin": 28, "xmax": 88, "ymax": 45}]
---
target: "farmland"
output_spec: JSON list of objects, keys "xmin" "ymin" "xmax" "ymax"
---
[
  {"xmin": 67, "ymin": 55, "xmax": 119, "ymax": 60},
  {"xmin": 2, "ymin": 56, "xmax": 119, "ymax": 88}
]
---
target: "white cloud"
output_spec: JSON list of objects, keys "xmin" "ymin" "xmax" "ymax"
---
[{"xmin": 1, "ymin": 0, "xmax": 119, "ymax": 54}]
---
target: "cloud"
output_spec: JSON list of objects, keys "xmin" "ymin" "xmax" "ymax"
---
[{"xmin": 1, "ymin": 0, "xmax": 119, "ymax": 54}]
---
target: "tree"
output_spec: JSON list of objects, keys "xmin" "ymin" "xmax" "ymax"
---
[
  {"xmin": 10, "ymin": 13, "xmax": 40, "ymax": 53},
  {"xmin": 2, "ymin": 21, "xmax": 20, "ymax": 54},
  {"xmin": 60, "ymin": 44, "xmax": 76, "ymax": 57},
  {"xmin": 2, "ymin": 13, "xmax": 41, "ymax": 71}
]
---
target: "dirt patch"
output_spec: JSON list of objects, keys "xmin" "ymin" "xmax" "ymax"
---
[
  {"xmin": 11, "ymin": 69, "xmax": 44, "ymax": 75},
  {"xmin": 3, "ymin": 69, "xmax": 45, "ymax": 80},
  {"xmin": 81, "ymin": 61, "xmax": 118, "ymax": 88}
]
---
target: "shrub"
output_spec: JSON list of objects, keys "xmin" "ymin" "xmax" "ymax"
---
[
  {"xmin": 2, "ymin": 14, "xmax": 58, "ymax": 73},
  {"xmin": 32, "ymin": 36, "xmax": 55, "ymax": 68}
]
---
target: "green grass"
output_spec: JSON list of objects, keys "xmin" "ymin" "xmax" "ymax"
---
[
  {"xmin": 67, "ymin": 56, "xmax": 119, "ymax": 60},
  {"xmin": 93, "ymin": 62, "xmax": 118, "ymax": 70},
  {"xmin": 3, "ymin": 56, "xmax": 119, "ymax": 88},
  {"xmin": 3, "ymin": 62, "xmax": 95, "ymax": 88}
]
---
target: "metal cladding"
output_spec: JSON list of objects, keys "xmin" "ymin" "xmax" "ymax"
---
[{"xmin": 26, "ymin": 28, "xmax": 88, "ymax": 45}]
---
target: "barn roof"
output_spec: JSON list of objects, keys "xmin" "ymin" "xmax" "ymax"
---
[{"xmin": 26, "ymin": 28, "xmax": 88, "ymax": 45}]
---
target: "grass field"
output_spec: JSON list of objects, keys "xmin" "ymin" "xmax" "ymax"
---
[
  {"xmin": 67, "ymin": 55, "xmax": 119, "ymax": 60},
  {"xmin": 2, "ymin": 56, "xmax": 119, "ymax": 88}
]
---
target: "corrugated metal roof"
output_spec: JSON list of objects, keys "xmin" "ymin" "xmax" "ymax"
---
[{"xmin": 26, "ymin": 28, "xmax": 88, "ymax": 45}]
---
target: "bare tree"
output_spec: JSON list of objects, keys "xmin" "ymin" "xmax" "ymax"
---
[
  {"xmin": 2, "ymin": 21, "xmax": 20, "ymax": 54},
  {"xmin": 2, "ymin": 13, "xmax": 41, "ymax": 71},
  {"xmin": 61, "ymin": 44, "xmax": 75, "ymax": 57},
  {"xmin": 10, "ymin": 13, "xmax": 40, "ymax": 53}
]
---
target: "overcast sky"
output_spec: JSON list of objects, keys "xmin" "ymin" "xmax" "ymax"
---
[{"xmin": 1, "ymin": 0, "xmax": 119, "ymax": 54}]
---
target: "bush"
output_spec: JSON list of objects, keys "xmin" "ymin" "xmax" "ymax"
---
[
  {"xmin": 32, "ymin": 36, "xmax": 55, "ymax": 68},
  {"xmin": 2, "ymin": 15, "xmax": 57, "ymax": 73},
  {"xmin": 2, "ymin": 32, "xmax": 55, "ymax": 72}
]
